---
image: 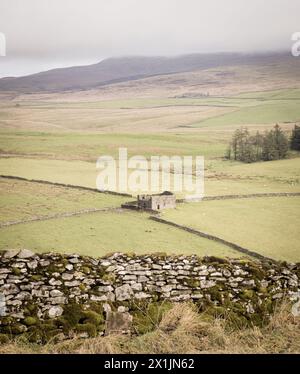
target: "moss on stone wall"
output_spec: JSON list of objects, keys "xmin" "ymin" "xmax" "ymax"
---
[{"xmin": 0, "ymin": 250, "xmax": 299, "ymax": 344}]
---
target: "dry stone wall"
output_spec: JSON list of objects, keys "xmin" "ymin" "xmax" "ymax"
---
[{"xmin": 0, "ymin": 249, "xmax": 299, "ymax": 342}]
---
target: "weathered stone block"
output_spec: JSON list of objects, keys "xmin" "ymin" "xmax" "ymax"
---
[
  {"xmin": 115, "ymin": 284, "xmax": 133, "ymax": 301},
  {"xmin": 105, "ymin": 311, "xmax": 132, "ymax": 335}
]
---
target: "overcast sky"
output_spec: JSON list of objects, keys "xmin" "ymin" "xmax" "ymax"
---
[{"xmin": 0, "ymin": 0, "xmax": 299, "ymax": 77}]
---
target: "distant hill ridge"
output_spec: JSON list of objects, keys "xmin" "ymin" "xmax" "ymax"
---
[{"xmin": 0, "ymin": 51, "xmax": 291, "ymax": 93}]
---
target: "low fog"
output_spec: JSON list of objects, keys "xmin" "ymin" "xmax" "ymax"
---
[{"xmin": 0, "ymin": 0, "xmax": 299, "ymax": 77}]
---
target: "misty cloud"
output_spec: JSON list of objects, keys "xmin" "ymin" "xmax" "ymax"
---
[{"xmin": 0, "ymin": 0, "xmax": 299, "ymax": 77}]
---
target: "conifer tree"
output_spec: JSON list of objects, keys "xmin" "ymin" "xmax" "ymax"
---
[{"xmin": 291, "ymin": 124, "xmax": 300, "ymax": 151}]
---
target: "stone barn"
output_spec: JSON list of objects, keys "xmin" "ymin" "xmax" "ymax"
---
[{"xmin": 137, "ymin": 191, "xmax": 176, "ymax": 211}]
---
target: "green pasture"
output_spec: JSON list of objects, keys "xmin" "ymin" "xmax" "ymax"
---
[
  {"xmin": 192, "ymin": 101, "xmax": 300, "ymax": 128},
  {"xmin": 164, "ymin": 197, "xmax": 300, "ymax": 262},
  {"xmin": 0, "ymin": 178, "xmax": 126, "ymax": 223},
  {"xmin": 0, "ymin": 209, "xmax": 239, "ymax": 258}
]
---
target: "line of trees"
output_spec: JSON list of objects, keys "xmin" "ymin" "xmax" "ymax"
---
[{"xmin": 225, "ymin": 124, "xmax": 299, "ymax": 163}]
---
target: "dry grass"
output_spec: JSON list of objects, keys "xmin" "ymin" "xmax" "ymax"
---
[
  {"xmin": 1, "ymin": 61, "xmax": 300, "ymax": 133},
  {"xmin": 1, "ymin": 301, "xmax": 299, "ymax": 354}
]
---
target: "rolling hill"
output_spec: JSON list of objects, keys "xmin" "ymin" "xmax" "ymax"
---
[{"xmin": 0, "ymin": 52, "xmax": 295, "ymax": 93}]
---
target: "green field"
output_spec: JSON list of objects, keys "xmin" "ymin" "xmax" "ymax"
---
[
  {"xmin": 0, "ymin": 211, "xmax": 239, "ymax": 257},
  {"xmin": 1, "ymin": 87, "xmax": 299, "ymax": 133},
  {"xmin": 0, "ymin": 178, "xmax": 127, "ymax": 223},
  {"xmin": 0, "ymin": 87, "xmax": 300, "ymax": 261},
  {"xmin": 0, "ymin": 154, "xmax": 299, "ymax": 198},
  {"xmin": 193, "ymin": 101, "xmax": 300, "ymax": 128},
  {"xmin": 164, "ymin": 197, "xmax": 300, "ymax": 262},
  {"xmin": 0, "ymin": 130, "xmax": 227, "ymax": 161},
  {"xmin": 0, "ymin": 178, "xmax": 239, "ymax": 257},
  {"xmin": 190, "ymin": 88, "xmax": 300, "ymax": 128}
]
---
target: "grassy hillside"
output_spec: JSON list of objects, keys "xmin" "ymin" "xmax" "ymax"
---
[
  {"xmin": 1, "ymin": 92, "xmax": 299, "ymax": 133},
  {"xmin": 1, "ymin": 53, "xmax": 297, "ymax": 93}
]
